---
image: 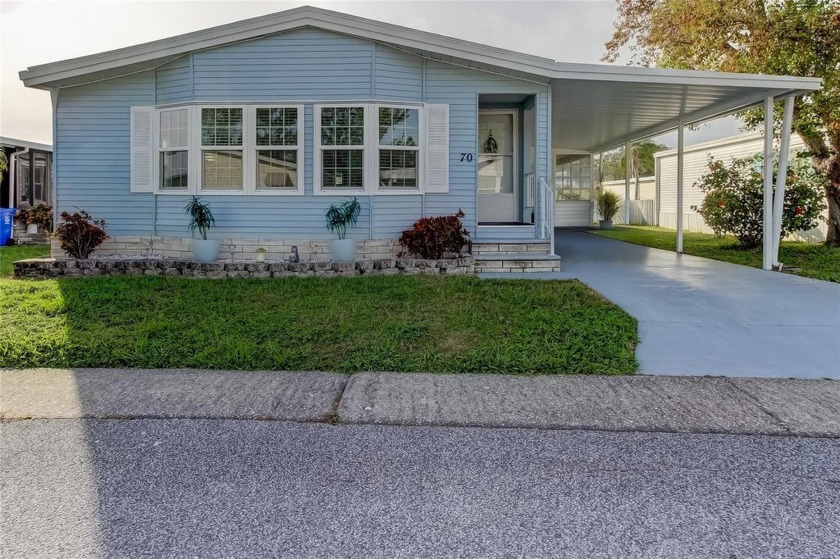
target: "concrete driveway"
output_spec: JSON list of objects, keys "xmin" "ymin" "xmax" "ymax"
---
[{"xmin": 491, "ymin": 230, "xmax": 840, "ymax": 378}]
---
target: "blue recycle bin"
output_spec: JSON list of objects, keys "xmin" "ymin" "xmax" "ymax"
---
[{"xmin": 0, "ymin": 208, "xmax": 16, "ymax": 246}]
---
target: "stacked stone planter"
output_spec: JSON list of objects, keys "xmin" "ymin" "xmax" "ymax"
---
[{"xmin": 13, "ymin": 256, "xmax": 475, "ymax": 280}]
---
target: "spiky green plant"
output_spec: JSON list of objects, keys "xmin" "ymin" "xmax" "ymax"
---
[
  {"xmin": 325, "ymin": 198, "xmax": 361, "ymax": 240},
  {"xmin": 184, "ymin": 196, "xmax": 215, "ymax": 240},
  {"xmin": 596, "ymin": 190, "xmax": 622, "ymax": 222}
]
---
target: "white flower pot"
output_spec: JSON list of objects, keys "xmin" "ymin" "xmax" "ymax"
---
[
  {"xmin": 256, "ymin": 252, "xmax": 266, "ymax": 263},
  {"xmin": 329, "ymin": 238, "xmax": 356, "ymax": 262},
  {"xmin": 192, "ymin": 239, "xmax": 221, "ymax": 263},
  {"xmin": 26, "ymin": 224, "xmax": 38, "ymax": 234}
]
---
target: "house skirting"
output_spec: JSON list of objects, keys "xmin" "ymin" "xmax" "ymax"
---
[{"xmin": 50, "ymin": 236, "xmax": 402, "ymax": 261}]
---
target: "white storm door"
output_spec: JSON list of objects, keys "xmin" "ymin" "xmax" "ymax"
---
[{"xmin": 477, "ymin": 111, "xmax": 517, "ymax": 223}]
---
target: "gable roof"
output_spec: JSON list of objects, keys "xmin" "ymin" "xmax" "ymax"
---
[
  {"xmin": 19, "ymin": 6, "xmax": 821, "ymax": 153},
  {"xmin": 20, "ymin": 5, "xmax": 821, "ymax": 95}
]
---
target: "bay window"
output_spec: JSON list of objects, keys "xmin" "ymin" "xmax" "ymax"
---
[{"xmin": 137, "ymin": 102, "xmax": 437, "ymax": 195}]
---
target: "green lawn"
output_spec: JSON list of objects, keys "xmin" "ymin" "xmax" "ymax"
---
[
  {"xmin": 0, "ymin": 269, "xmax": 638, "ymax": 374},
  {"xmin": 0, "ymin": 244, "xmax": 50, "ymax": 277},
  {"xmin": 590, "ymin": 226, "xmax": 840, "ymax": 283}
]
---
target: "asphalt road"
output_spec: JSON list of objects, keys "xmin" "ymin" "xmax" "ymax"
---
[{"xmin": 2, "ymin": 419, "xmax": 838, "ymax": 559}]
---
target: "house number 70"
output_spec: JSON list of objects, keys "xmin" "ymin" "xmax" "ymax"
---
[{"xmin": 460, "ymin": 153, "xmax": 474, "ymax": 162}]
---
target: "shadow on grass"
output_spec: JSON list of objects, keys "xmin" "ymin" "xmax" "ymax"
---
[{"xmin": 1, "ymin": 274, "xmax": 639, "ymax": 375}]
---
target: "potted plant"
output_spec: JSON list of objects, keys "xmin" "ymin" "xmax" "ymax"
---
[
  {"xmin": 184, "ymin": 196, "xmax": 219, "ymax": 262},
  {"xmin": 27, "ymin": 203, "xmax": 53, "ymax": 233},
  {"xmin": 596, "ymin": 190, "xmax": 621, "ymax": 229},
  {"xmin": 325, "ymin": 197, "xmax": 361, "ymax": 262},
  {"xmin": 255, "ymin": 247, "xmax": 267, "ymax": 263}
]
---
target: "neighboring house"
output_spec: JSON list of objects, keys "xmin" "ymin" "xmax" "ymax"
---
[
  {"xmin": 654, "ymin": 132, "xmax": 826, "ymax": 242},
  {"xmin": 0, "ymin": 137, "xmax": 53, "ymax": 210},
  {"xmin": 18, "ymin": 6, "xmax": 819, "ymax": 262}
]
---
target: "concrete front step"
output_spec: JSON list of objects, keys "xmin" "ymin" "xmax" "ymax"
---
[
  {"xmin": 475, "ymin": 253, "xmax": 562, "ymax": 273},
  {"xmin": 472, "ymin": 239, "xmax": 551, "ymax": 256}
]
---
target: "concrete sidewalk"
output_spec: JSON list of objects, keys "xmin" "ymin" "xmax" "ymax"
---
[{"xmin": 2, "ymin": 369, "xmax": 839, "ymax": 437}]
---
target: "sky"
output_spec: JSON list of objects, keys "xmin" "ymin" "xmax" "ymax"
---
[{"xmin": 0, "ymin": 0, "xmax": 740, "ymax": 147}]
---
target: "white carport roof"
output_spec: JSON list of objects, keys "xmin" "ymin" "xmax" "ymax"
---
[{"xmin": 19, "ymin": 5, "xmax": 820, "ymax": 155}]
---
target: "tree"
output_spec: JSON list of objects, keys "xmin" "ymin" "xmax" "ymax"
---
[
  {"xmin": 604, "ymin": 0, "xmax": 840, "ymax": 245},
  {"xmin": 597, "ymin": 141, "xmax": 667, "ymax": 199}
]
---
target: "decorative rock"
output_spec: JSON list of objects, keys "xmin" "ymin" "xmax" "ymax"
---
[{"xmin": 12, "ymin": 255, "xmax": 477, "ymax": 280}]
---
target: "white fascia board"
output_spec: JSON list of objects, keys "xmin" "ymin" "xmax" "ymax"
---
[
  {"xmin": 0, "ymin": 136, "xmax": 53, "ymax": 151},
  {"xmin": 550, "ymin": 65, "xmax": 821, "ymax": 92}
]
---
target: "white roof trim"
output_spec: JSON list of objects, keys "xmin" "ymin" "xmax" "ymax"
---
[
  {"xmin": 0, "ymin": 136, "xmax": 53, "ymax": 152},
  {"xmin": 20, "ymin": 5, "xmax": 821, "ymax": 94}
]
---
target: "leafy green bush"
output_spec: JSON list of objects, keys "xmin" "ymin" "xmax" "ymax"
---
[
  {"xmin": 692, "ymin": 156, "xmax": 826, "ymax": 248},
  {"xmin": 398, "ymin": 211, "xmax": 470, "ymax": 259}
]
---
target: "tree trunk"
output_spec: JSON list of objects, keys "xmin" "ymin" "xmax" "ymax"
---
[
  {"xmin": 813, "ymin": 154, "xmax": 840, "ymax": 247},
  {"xmin": 800, "ymin": 131, "xmax": 840, "ymax": 246}
]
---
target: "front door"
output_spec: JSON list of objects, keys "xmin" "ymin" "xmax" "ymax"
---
[{"xmin": 477, "ymin": 110, "xmax": 517, "ymax": 223}]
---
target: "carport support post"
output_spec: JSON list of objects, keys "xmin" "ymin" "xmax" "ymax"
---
[
  {"xmin": 762, "ymin": 96, "xmax": 775, "ymax": 271},
  {"xmin": 772, "ymin": 96, "xmax": 795, "ymax": 267},
  {"xmin": 624, "ymin": 141, "xmax": 631, "ymax": 224},
  {"xmin": 676, "ymin": 124, "xmax": 684, "ymax": 254}
]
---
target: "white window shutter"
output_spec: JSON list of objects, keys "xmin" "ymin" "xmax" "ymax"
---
[
  {"xmin": 130, "ymin": 106, "xmax": 154, "ymax": 192},
  {"xmin": 424, "ymin": 104, "xmax": 449, "ymax": 193}
]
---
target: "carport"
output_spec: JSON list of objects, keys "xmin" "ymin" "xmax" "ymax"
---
[
  {"xmin": 546, "ymin": 65, "xmax": 821, "ymax": 271},
  {"xmin": 551, "ymin": 231, "xmax": 840, "ymax": 379}
]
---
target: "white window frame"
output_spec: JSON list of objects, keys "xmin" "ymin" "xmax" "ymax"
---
[
  {"xmin": 314, "ymin": 103, "xmax": 425, "ymax": 196},
  {"xmin": 152, "ymin": 104, "xmax": 304, "ymax": 196},
  {"xmin": 314, "ymin": 103, "xmax": 370, "ymax": 196},
  {"xmin": 250, "ymin": 105, "xmax": 304, "ymax": 195},
  {"xmin": 198, "ymin": 105, "xmax": 247, "ymax": 194},
  {"xmin": 374, "ymin": 104, "xmax": 423, "ymax": 195},
  {"xmin": 156, "ymin": 106, "xmax": 191, "ymax": 192}
]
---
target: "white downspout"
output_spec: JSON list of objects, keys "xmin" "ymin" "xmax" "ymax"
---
[
  {"xmin": 772, "ymin": 96, "xmax": 795, "ymax": 269},
  {"xmin": 762, "ymin": 96, "xmax": 775, "ymax": 271},
  {"xmin": 9, "ymin": 147, "xmax": 30, "ymax": 240}
]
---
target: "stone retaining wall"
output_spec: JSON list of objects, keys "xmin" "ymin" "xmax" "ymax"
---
[
  {"xmin": 49, "ymin": 236, "xmax": 403, "ymax": 261},
  {"xmin": 14, "ymin": 256, "xmax": 475, "ymax": 280}
]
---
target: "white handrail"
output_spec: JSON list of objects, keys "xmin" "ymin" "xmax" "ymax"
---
[
  {"xmin": 524, "ymin": 172, "xmax": 536, "ymax": 208},
  {"xmin": 538, "ymin": 177, "xmax": 555, "ymax": 255}
]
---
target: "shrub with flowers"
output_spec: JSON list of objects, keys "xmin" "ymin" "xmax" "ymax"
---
[
  {"xmin": 398, "ymin": 211, "xmax": 470, "ymax": 259},
  {"xmin": 692, "ymin": 156, "xmax": 826, "ymax": 248}
]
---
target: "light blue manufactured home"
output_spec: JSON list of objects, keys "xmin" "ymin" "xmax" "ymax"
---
[{"xmin": 20, "ymin": 6, "xmax": 819, "ymax": 269}]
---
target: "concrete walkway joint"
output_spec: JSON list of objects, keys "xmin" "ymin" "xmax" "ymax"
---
[{"xmin": 3, "ymin": 369, "xmax": 838, "ymax": 438}]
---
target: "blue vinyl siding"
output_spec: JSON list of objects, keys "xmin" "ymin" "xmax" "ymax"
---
[
  {"xmin": 424, "ymin": 61, "xmax": 550, "ymax": 234},
  {"xmin": 154, "ymin": 195, "xmax": 371, "ymax": 240},
  {"xmin": 55, "ymin": 72, "xmax": 155, "ymax": 236},
  {"xmin": 155, "ymin": 57, "xmax": 191, "ymax": 103},
  {"xmin": 192, "ymin": 28, "xmax": 373, "ymax": 102},
  {"xmin": 53, "ymin": 28, "xmax": 551, "ymax": 242},
  {"xmin": 374, "ymin": 46, "xmax": 423, "ymax": 100}
]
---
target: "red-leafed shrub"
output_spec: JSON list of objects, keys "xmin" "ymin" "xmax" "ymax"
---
[
  {"xmin": 54, "ymin": 210, "xmax": 108, "ymax": 258},
  {"xmin": 398, "ymin": 211, "xmax": 470, "ymax": 259}
]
